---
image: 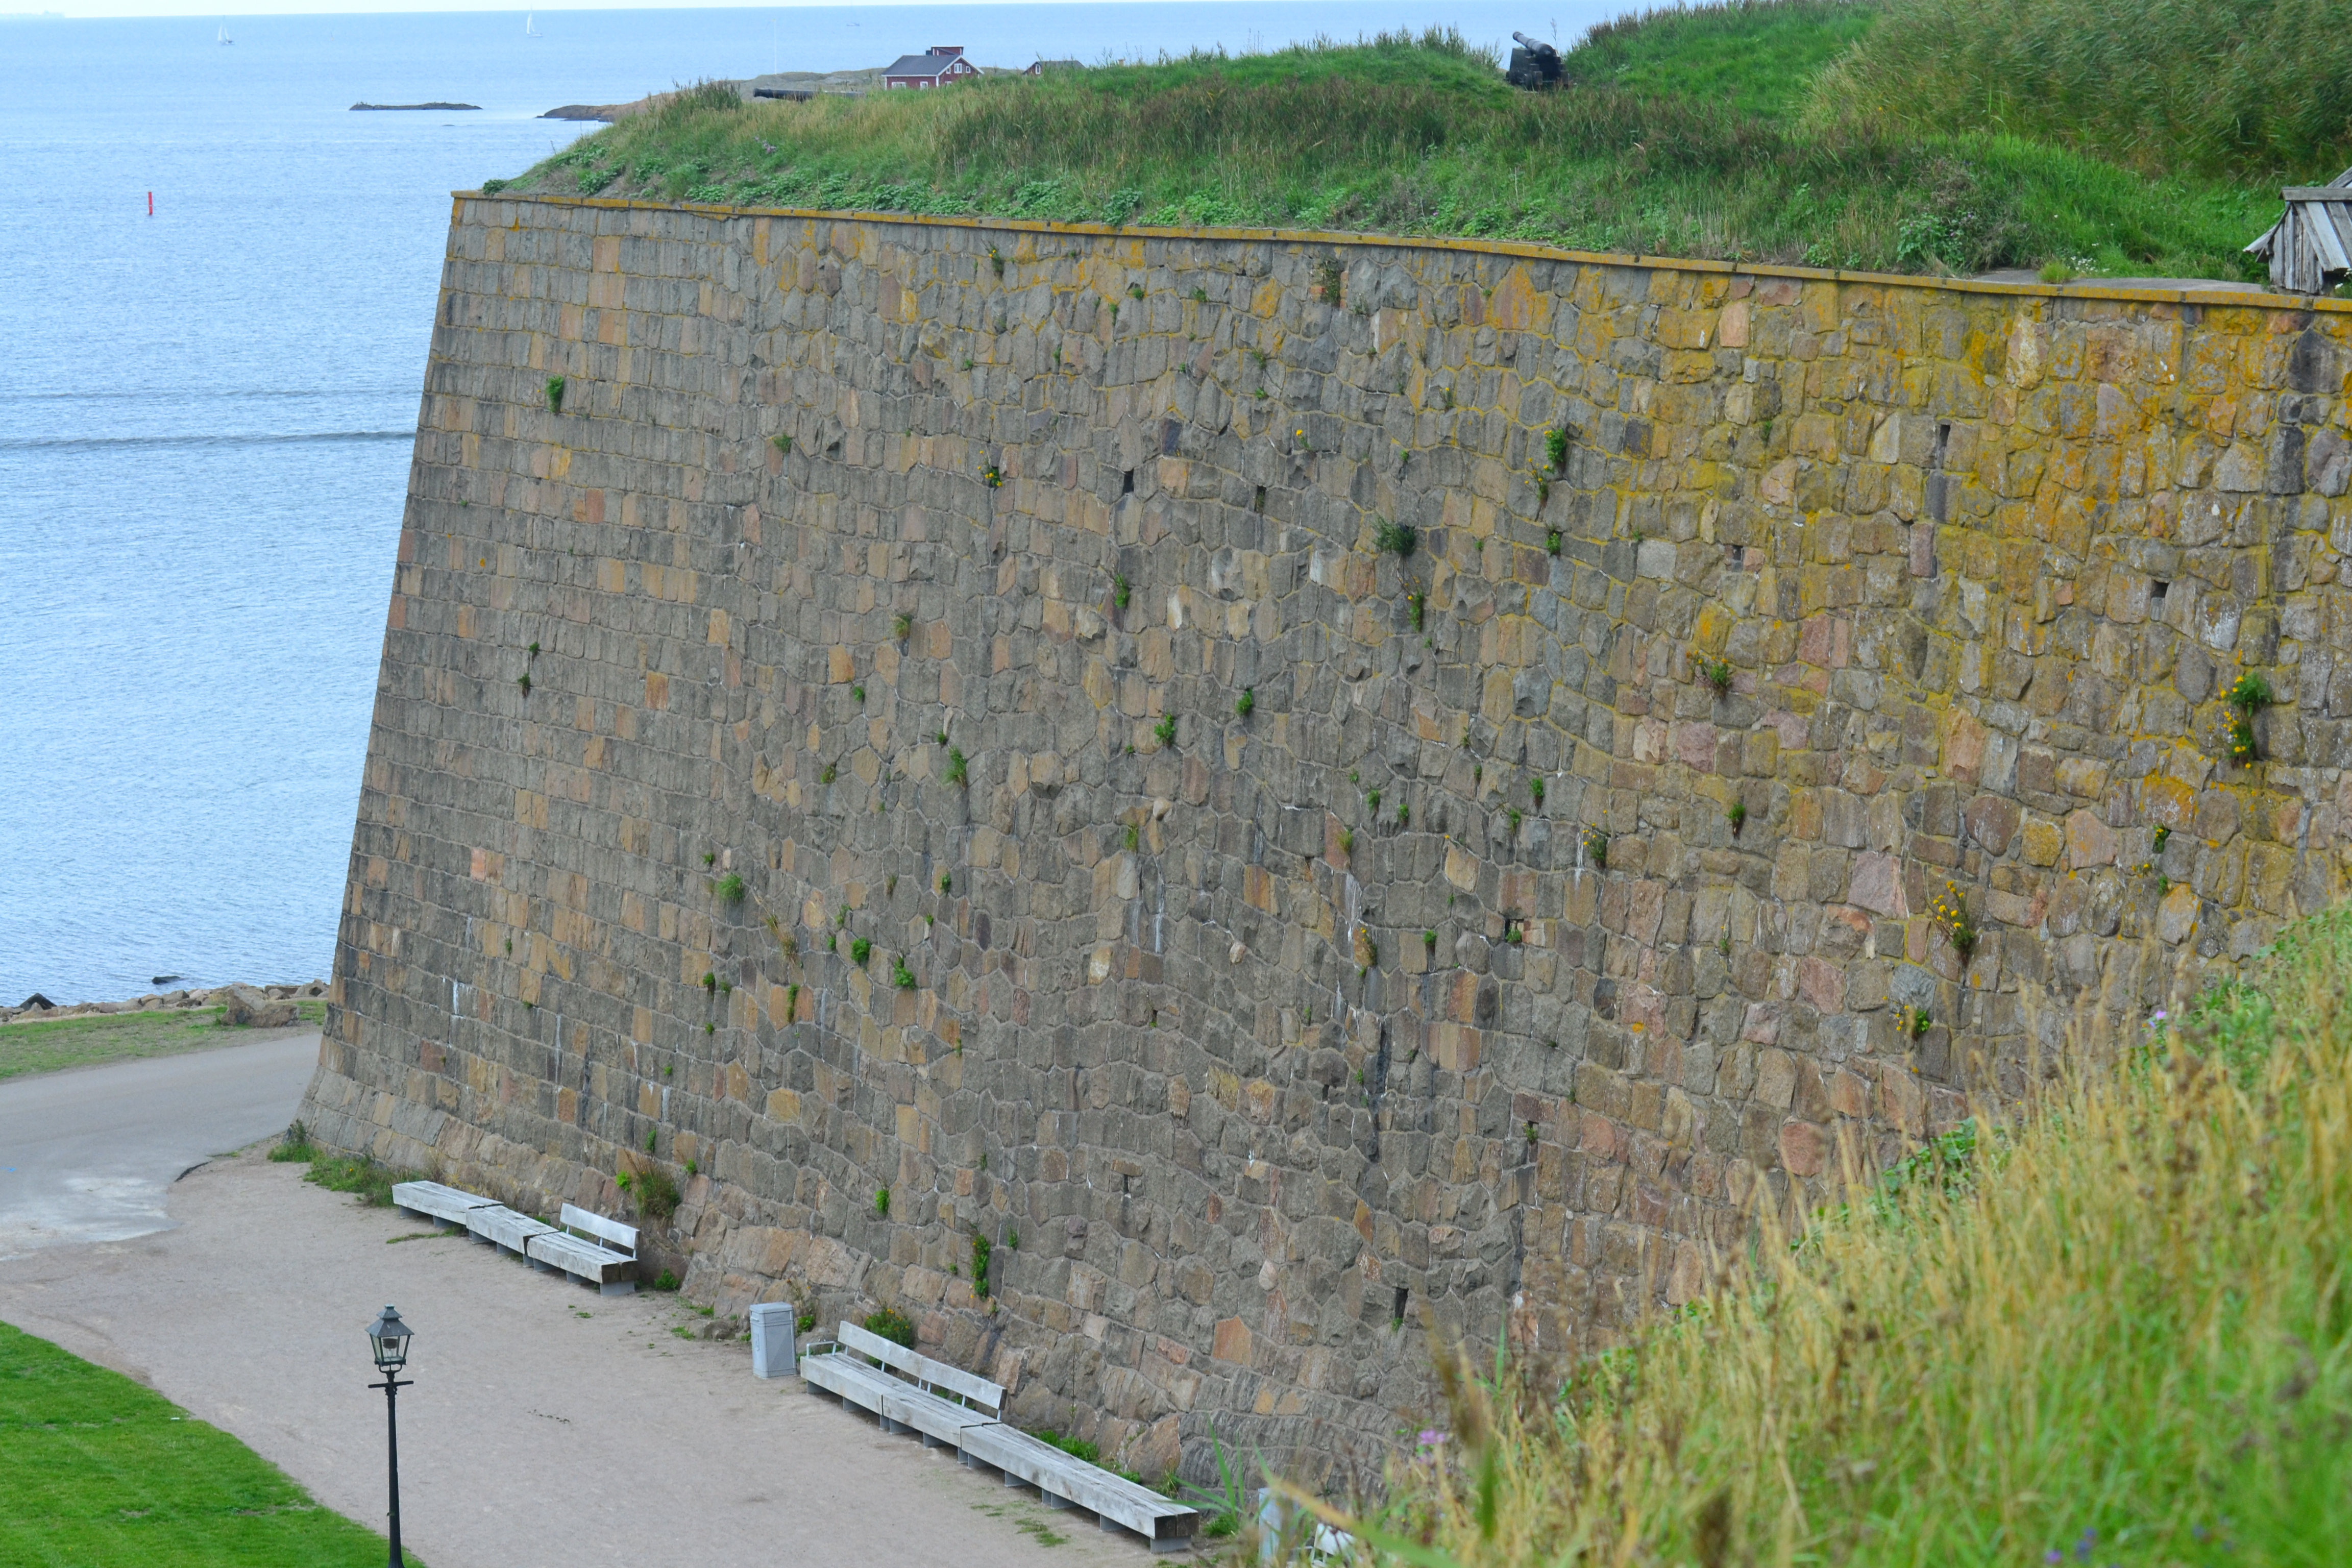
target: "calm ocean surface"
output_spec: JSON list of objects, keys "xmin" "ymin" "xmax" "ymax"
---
[{"xmin": 0, "ymin": 3, "xmax": 1607, "ymax": 1004}]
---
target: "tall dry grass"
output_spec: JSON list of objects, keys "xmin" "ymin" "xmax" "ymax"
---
[
  {"xmin": 1814, "ymin": 0, "xmax": 2352, "ymax": 181},
  {"xmin": 495, "ymin": 30, "xmax": 2268, "ymax": 279},
  {"xmin": 1338, "ymin": 914, "xmax": 2352, "ymax": 1564}
]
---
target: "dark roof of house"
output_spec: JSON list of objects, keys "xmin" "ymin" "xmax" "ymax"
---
[{"xmin": 883, "ymin": 50, "xmax": 965, "ymax": 77}]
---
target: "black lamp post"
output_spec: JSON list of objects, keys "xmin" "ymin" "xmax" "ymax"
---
[{"xmin": 365, "ymin": 1305, "xmax": 414, "ymax": 1568}]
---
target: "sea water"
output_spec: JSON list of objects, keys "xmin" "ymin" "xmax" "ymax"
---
[{"xmin": 0, "ymin": 4, "xmax": 1604, "ymax": 1004}]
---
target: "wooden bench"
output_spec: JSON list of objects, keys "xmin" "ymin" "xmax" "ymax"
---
[
  {"xmin": 464, "ymin": 1203, "xmax": 555, "ymax": 1255},
  {"xmin": 523, "ymin": 1203, "xmax": 639, "ymax": 1294},
  {"xmin": 391, "ymin": 1179, "xmax": 500, "ymax": 1229},
  {"xmin": 799, "ymin": 1321, "xmax": 1198, "ymax": 1552},
  {"xmin": 801, "ymin": 1321, "xmax": 1003, "ymax": 1448},
  {"xmin": 958, "ymin": 1420, "xmax": 1200, "ymax": 1553}
]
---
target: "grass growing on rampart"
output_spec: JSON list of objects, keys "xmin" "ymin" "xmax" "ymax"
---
[
  {"xmin": 491, "ymin": 8, "xmax": 2281, "ymax": 279},
  {"xmin": 1816, "ymin": 0, "xmax": 2352, "ymax": 181},
  {"xmin": 0, "ymin": 1321, "xmax": 419, "ymax": 1565},
  {"xmin": 1345, "ymin": 913, "xmax": 2352, "ymax": 1563}
]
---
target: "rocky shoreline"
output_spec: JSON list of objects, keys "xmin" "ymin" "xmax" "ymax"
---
[{"xmin": 3, "ymin": 979, "xmax": 328, "ymax": 1028}]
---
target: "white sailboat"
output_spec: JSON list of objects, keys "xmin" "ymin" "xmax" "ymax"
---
[
  {"xmin": 217, "ymin": 22, "xmax": 232, "ymax": 44},
  {"xmin": 525, "ymin": 13, "xmax": 539, "ymax": 37}
]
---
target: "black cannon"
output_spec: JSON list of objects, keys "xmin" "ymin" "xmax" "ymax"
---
[{"xmin": 1507, "ymin": 31, "xmax": 1563, "ymax": 90}]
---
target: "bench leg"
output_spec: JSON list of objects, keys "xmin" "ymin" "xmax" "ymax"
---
[
  {"xmin": 1002, "ymin": 1469, "xmax": 1024, "ymax": 1489},
  {"xmin": 600, "ymin": 1280, "xmax": 636, "ymax": 1296},
  {"xmin": 1042, "ymin": 1491, "xmax": 1071, "ymax": 1511},
  {"xmin": 1150, "ymin": 1536, "xmax": 1195, "ymax": 1554}
]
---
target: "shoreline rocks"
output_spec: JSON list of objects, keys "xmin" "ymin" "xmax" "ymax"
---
[
  {"xmin": 351, "ymin": 102, "xmax": 481, "ymax": 111},
  {"xmin": 1, "ymin": 979, "xmax": 328, "ymax": 1027}
]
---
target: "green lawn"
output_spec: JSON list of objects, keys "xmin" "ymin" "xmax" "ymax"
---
[
  {"xmin": 0, "ymin": 1321, "xmax": 419, "ymax": 1566},
  {"xmin": 0, "ymin": 1002, "xmax": 325, "ymax": 1084}
]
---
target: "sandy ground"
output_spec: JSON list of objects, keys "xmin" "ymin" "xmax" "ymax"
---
[
  {"xmin": 0, "ymin": 1148, "xmax": 1155, "ymax": 1567},
  {"xmin": 0, "ymin": 1028, "xmax": 318, "ymax": 1255}
]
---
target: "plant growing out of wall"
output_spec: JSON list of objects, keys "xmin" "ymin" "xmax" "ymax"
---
[
  {"xmin": 546, "ymin": 375, "xmax": 566, "ymax": 414},
  {"xmin": 851, "ymin": 684, "xmax": 865, "ymax": 703},
  {"xmin": 1529, "ymin": 777, "xmax": 1545, "ymax": 806},
  {"xmin": 1546, "ymin": 529, "xmax": 1561, "ymax": 555},
  {"xmin": 1900, "ymin": 1004, "xmax": 1932, "ymax": 1039},
  {"xmin": 850, "ymin": 937, "xmax": 872, "ymax": 966},
  {"xmin": 1408, "ymin": 592, "xmax": 1425, "ymax": 631},
  {"xmin": 785, "ymin": 982, "xmax": 800, "ymax": 1019},
  {"xmin": 892, "ymin": 957, "xmax": 917, "ymax": 989},
  {"xmin": 989, "ymin": 248, "xmax": 1004, "ymax": 277},
  {"xmin": 1582, "ymin": 827, "xmax": 1609, "ymax": 867},
  {"xmin": 2152, "ymin": 824, "xmax": 2171, "ymax": 856},
  {"xmin": 1313, "ymin": 255, "xmax": 1343, "ymax": 307},
  {"xmin": 865, "ymin": 1306, "xmax": 913, "ymax": 1346},
  {"xmin": 1366, "ymin": 789, "xmax": 1382, "ymax": 814},
  {"xmin": 1124, "ymin": 823, "xmax": 1141, "ymax": 851},
  {"xmin": 517, "ymin": 672, "xmax": 531, "ymax": 696},
  {"xmin": 1374, "ymin": 518, "xmax": 1417, "ymax": 558},
  {"xmin": 1113, "ymin": 572, "xmax": 1132, "ymax": 609},
  {"xmin": 771, "ymin": 433, "xmax": 792, "ymax": 453},
  {"xmin": 972, "ymin": 1234, "xmax": 992, "ymax": 1298},
  {"xmin": 633, "ymin": 1165, "xmax": 679, "ymax": 1221},
  {"xmin": 1508, "ymin": 807, "xmax": 1523, "ymax": 837},
  {"xmin": 893, "ymin": 614, "xmax": 911, "ymax": 640},
  {"xmin": 939, "ymin": 872, "xmax": 952, "ymax": 894},
  {"xmin": 2226, "ymin": 671, "xmax": 2273, "ymax": 763},
  {"xmin": 1545, "ymin": 427, "xmax": 1571, "ymax": 474},
  {"xmin": 702, "ymin": 971, "xmax": 718, "ymax": 992},
  {"xmin": 820, "ymin": 763, "xmax": 837, "ymax": 783},
  {"xmin": 1236, "ymin": 688, "xmax": 1254, "ymax": 718},
  {"xmin": 1932, "ymin": 880, "xmax": 1978, "ymax": 963},
  {"xmin": 1696, "ymin": 652, "xmax": 1734, "ymax": 694},
  {"xmin": 1728, "ymin": 800, "xmax": 1747, "ymax": 834},
  {"xmin": 943, "ymin": 747, "xmax": 968, "ymax": 787},
  {"xmin": 983, "ymin": 464, "xmax": 1003, "ymax": 489},
  {"xmin": 1396, "ymin": 802, "xmax": 1409, "ymax": 826},
  {"xmin": 1155, "ymin": 715, "xmax": 1177, "ymax": 747},
  {"xmin": 713, "ymin": 873, "xmax": 745, "ymax": 904},
  {"xmin": 1338, "ymin": 827, "xmax": 1355, "ymax": 854},
  {"xmin": 874, "ymin": 1187, "xmax": 890, "ymax": 1217}
]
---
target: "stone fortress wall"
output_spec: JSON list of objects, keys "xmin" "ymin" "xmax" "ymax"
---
[{"xmin": 301, "ymin": 189, "xmax": 2352, "ymax": 1488}]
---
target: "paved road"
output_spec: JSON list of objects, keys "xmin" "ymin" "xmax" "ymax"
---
[{"xmin": 0, "ymin": 1032, "xmax": 317, "ymax": 1257}]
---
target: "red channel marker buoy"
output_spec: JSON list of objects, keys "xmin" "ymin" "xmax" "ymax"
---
[{"xmin": 147, "ymin": 191, "xmax": 154, "ymax": 216}]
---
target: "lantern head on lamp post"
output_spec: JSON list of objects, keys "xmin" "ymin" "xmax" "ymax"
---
[
  {"xmin": 365, "ymin": 1306, "xmax": 414, "ymax": 1567},
  {"xmin": 367, "ymin": 1304, "xmax": 412, "ymax": 1373}
]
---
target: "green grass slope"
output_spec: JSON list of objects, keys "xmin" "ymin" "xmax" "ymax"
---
[
  {"xmin": 1341, "ymin": 913, "xmax": 2352, "ymax": 1564},
  {"xmin": 489, "ymin": 5, "xmax": 2284, "ymax": 279},
  {"xmin": 0, "ymin": 1322, "xmax": 418, "ymax": 1566},
  {"xmin": 1818, "ymin": 0, "xmax": 2352, "ymax": 181}
]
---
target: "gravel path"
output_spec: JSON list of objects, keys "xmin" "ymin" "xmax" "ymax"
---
[{"xmin": 0, "ymin": 1152, "xmax": 1146, "ymax": 1568}]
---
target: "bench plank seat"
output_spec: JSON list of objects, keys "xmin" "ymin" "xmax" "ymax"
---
[
  {"xmin": 391, "ymin": 1180, "xmax": 498, "ymax": 1227},
  {"xmin": 464, "ymin": 1204, "xmax": 555, "ymax": 1253},
  {"xmin": 957, "ymin": 1421, "xmax": 1198, "ymax": 1550},
  {"xmin": 524, "ymin": 1229, "xmax": 635, "ymax": 1292},
  {"xmin": 801, "ymin": 1350, "xmax": 998, "ymax": 1446}
]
